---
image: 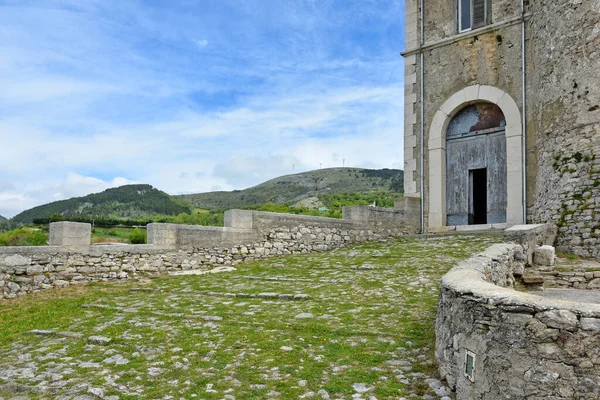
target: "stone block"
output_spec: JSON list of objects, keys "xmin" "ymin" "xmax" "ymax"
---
[
  {"xmin": 536, "ymin": 310, "xmax": 578, "ymax": 331},
  {"xmin": 534, "ymin": 245, "xmax": 556, "ymax": 266},
  {"xmin": 428, "ymin": 111, "xmax": 448, "ymax": 150},
  {"xmin": 587, "ymin": 278, "xmax": 600, "ymax": 289},
  {"xmin": 49, "ymin": 222, "xmax": 91, "ymax": 247},
  {"xmin": 439, "ymin": 90, "xmax": 467, "ymax": 116},
  {"xmin": 224, "ymin": 209, "xmax": 254, "ymax": 229},
  {"xmin": 146, "ymin": 223, "xmax": 178, "ymax": 247},
  {"xmin": 580, "ymin": 318, "xmax": 600, "ymax": 332},
  {"xmin": 505, "ymin": 224, "xmax": 557, "ymax": 265},
  {"xmin": 478, "ymin": 85, "xmax": 506, "ymax": 104}
]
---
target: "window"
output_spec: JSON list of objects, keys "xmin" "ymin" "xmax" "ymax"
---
[
  {"xmin": 465, "ymin": 350, "xmax": 476, "ymax": 382},
  {"xmin": 458, "ymin": 0, "xmax": 492, "ymax": 32}
]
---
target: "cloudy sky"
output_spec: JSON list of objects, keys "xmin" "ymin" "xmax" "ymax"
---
[{"xmin": 0, "ymin": 0, "xmax": 405, "ymax": 218}]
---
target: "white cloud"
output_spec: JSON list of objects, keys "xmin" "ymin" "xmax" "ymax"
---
[
  {"xmin": 0, "ymin": 173, "xmax": 135, "ymax": 218},
  {"xmin": 213, "ymin": 155, "xmax": 301, "ymax": 187},
  {"xmin": 0, "ymin": 77, "xmax": 119, "ymax": 104},
  {"xmin": 193, "ymin": 38, "xmax": 209, "ymax": 48},
  {"xmin": 0, "ymin": 82, "xmax": 404, "ymax": 217},
  {"xmin": 0, "ymin": 1, "xmax": 405, "ymax": 219}
]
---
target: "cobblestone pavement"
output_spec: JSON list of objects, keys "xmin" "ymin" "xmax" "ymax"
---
[{"xmin": 0, "ymin": 234, "xmax": 501, "ymax": 399}]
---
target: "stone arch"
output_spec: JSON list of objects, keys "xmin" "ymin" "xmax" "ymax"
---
[{"xmin": 427, "ymin": 85, "xmax": 524, "ymax": 231}]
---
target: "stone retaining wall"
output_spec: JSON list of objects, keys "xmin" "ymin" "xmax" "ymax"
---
[
  {"xmin": 0, "ymin": 205, "xmax": 420, "ymax": 299},
  {"xmin": 437, "ymin": 243, "xmax": 600, "ymax": 399},
  {"xmin": 527, "ymin": 268, "xmax": 600, "ymax": 291}
]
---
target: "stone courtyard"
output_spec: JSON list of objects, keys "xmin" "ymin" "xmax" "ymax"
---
[{"xmin": 0, "ymin": 234, "xmax": 500, "ymax": 400}]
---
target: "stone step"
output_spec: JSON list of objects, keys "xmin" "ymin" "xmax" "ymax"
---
[{"xmin": 522, "ymin": 274, "xmax": 544, "ymax": 291}]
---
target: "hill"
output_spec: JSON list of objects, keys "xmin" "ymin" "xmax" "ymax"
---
[
  {"xmin": 12, "ymin": 184, "xmax": 191, "ymax": 224},
  {"xmin": 176, "ymin": 168, "xmax": 403, "ymax": 209},
  {"xmin": 0, "ymin": 215, "xmax": 6, "ymax": 222}
]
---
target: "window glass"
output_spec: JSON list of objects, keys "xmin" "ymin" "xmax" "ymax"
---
[{"xmin": 460, "ymin": 0, "xmax": 472, "ymax": 31}]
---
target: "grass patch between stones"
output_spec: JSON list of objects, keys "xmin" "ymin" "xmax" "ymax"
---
[{"xmin": 0, "ymin": 234, "xmax": 501, "ymax": 399}]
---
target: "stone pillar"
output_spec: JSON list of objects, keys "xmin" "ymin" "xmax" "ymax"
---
[
  {"xmin": 49, "ymin": 222, "xmax": 91, "ymax": 247},
  {"xmin": 403, "ymin": 0, "xmax": 419, "ymax": 197},
  {"xmin": 224, "ymin": 209, "xmax": 254, "ymax": 229},
  {"xmin": 146, "ymin": 223, "xmax": 178, "ymax": 247}
]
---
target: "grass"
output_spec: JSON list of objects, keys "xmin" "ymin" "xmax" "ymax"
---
[
  {"xmin": 0, "ymin": 234, "xmax": 501, "ymax": 399},
  {"xmin": 91, "ymin": 227, "xmax": 136, "ymax": 243},
  {"xmin": 556, "ymin": 251, "xmax": 579, "ymax": 261}
]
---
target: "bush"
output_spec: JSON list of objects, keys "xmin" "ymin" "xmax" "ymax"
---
[
  {"xmin": 0, "ymin": 229, "xmax": 48, "ymax": 246},
  {"xmin": 129, "ymin": 228, "xmax": 147, "ymax": 244}
]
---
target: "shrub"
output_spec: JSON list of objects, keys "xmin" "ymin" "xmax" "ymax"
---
[
  {"xmin": 0, "ymin": 228, "xmax": 48, "ymax": 246},
  {"xmin": 129, "ymin": 228, "xmax": 147, "ymax": 244}
]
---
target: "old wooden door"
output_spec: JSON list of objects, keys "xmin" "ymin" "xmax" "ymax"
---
[{"xmin": 446, "ymin": 103, "xmax": 507, "ymax": 226}]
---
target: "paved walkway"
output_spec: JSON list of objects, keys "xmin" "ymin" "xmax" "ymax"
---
[
  {"xmin": 0, "ymin": 235, "xmax": 501, "ymax": 400},
  {"xmin": 533, "ymin": 288, "xmax": 600, "ymax": 304}
]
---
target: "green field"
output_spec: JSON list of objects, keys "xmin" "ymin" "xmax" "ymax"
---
[{"xmin": 91, "ymin": 228, "xmax": 137, "ymax": 244}]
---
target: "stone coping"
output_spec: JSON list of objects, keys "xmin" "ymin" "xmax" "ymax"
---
[
  {"xmin": 148, "ymin": 223, "xmax": 255, "ymax": 233},
  {"xmin": 504, "ymin": 223, "xmax": 549, "ymax": 232},
  {"xmin": 252, "ymin": 211, "xmax": 356, "ymax": 225},
  {"xmin": 441, "ymin": 243, "xmax": 600, "ymax": 317}
]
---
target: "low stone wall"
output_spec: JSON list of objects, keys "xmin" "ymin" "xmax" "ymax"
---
[
  {"xmin": 528, "ymin": 268, "xmax": 600, "ymax": 290},
  {"xmin": 437, "ymin": 243, "xmax": 600, "ymax": 399},
  {"xmin": 146, "ymin": 223, "xmax": 260, "ymax": 248},
  {"xmin": 0, "ymin": 205, "xmax": 419, "ymax": 299}
]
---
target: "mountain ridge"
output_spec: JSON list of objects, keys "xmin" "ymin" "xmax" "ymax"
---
[
  {"xmin": 11, "ymin": 184, "xmax": 191, "ymax": 224},
  {"xmin": 10, "ymin": 168, "xmax": 404, "ymax": 224},
  {"xmin": 176, "ymin": 167, "xmax": 403, "ymax": 209}
]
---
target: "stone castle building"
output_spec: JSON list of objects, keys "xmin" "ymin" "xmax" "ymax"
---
[{"xmin": 402, "ymin": 0, "xmax": 600, "ymax": 258}]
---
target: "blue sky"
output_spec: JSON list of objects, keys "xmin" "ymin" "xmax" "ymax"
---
[{"xmin": 0, "ymin": 0, "xmax": 405, "ymax": 217}]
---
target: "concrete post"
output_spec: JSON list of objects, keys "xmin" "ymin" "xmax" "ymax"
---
[
  {"xmin": 49, "ymin": 222, "xmax": 91, "ymax": 247},
  {"xmin": 224, "ymin": 210, "xmax": 254, "ymax": 229},
  {"xmin": 146, "ymin": 223, "xmax": 178, "ymax": 247}
]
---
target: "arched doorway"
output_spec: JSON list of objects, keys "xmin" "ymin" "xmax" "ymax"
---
[
  {"xmin": 446, "ymin": 103, "xmax": 507, "ymax": 226},
  {"xmin": 427, "ymin": 85, "xmax": 524, "ymax": 231}
]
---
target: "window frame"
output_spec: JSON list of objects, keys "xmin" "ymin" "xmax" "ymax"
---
[
  {"xmin": 458, "ymin": 0, "xmax": 472, "ymax": 33},
  {"xmin": 457, "ymin": 0, "xmax": 491, "ymax": 33}
]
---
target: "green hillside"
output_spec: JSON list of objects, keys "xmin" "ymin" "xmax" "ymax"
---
[
  {"xmin": 12, "ymin": 184, "xmax": 191, "ymax": 224},
  {"xmin": 0, "ymin": 215, "xmax": 8, "ymax": 230},
  {"xmin": 177, "ymin": 168, "xmax": 403, "ymax": 209},
  {"xmin": 10, "ymin": 168, "xmax": 404, "ymax": 225}
]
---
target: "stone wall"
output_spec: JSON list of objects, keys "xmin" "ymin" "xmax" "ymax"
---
[
  {"xmin": 531, "ymin": 268, "xmax": 600, "ymax": 291},
  {"xmin": 0, "ymin": 206, "xmax": 419, "ymax": 299},
  {"xmin": 437, "ymin": 243, "xmax": 600, "ymax": 399},
  {"xmin": 526, "ymin": 0, "xmax": 600, "ymax": 259}
]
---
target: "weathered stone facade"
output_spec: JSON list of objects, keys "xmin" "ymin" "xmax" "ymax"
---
[
  {"xmin": 403, "ymin": 0, "xmax": 600, "ymax": 258},
  {"xmin": 526, "ymin": 0, "xmax": 600, "ymax": 258},
  {"xmin": 0, "ymin": 206, "xmax": 419, "ymax": 299}
]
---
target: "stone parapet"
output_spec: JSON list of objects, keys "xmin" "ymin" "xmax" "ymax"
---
[
  {"xmin": 147, "ymin": 223, "xmax": 259, "ymax": 248},
  {"xmin": 437, "ymin": 243, "xmax": 600, "ymax": 400},
  {"xmin": 0, "ymin": 207, "xmax": 419, "ymax": 299}
]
